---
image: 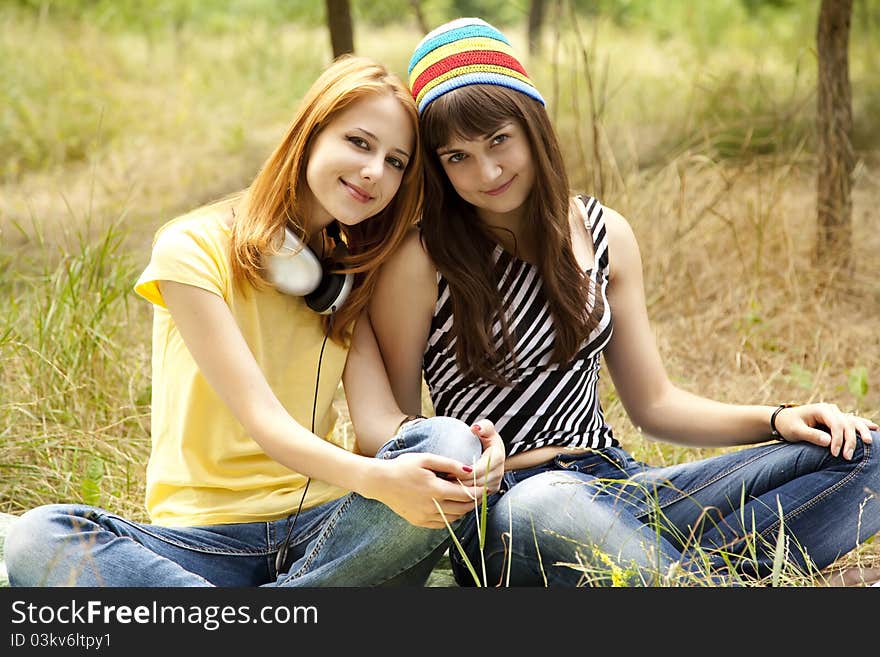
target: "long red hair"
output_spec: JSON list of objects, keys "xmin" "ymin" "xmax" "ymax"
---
[{"xmin": 230, "ymin": 54, "xmax": 423, "ymax": 343}]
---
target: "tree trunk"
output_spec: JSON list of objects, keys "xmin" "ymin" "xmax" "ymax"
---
[
  {"xmin": 325, "ymin": 0, "xmax": 354, "ymax": 58},
  {"xmin": 528, "ymin": 0, "xmax": 547, "ymax": 56},
  {"xmin": 410, "ymin": 0, "xmax": 429, "ymax": 34},
  {"xmin": 816, "ymin": 0, "xmax": 854, "ymax": 274}
]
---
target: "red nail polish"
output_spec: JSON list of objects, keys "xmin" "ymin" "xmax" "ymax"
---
[{"xmin": 462, "ymin": 465, "xmax": 473, "ymax": 472}]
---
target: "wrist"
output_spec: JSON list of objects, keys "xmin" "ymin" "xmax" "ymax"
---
[
  {"xmin": 352, "ymin": 457, "xmax": 385, "ymax": 501},
  {"xmin": 770, "ymin": 403, "xmax": 798, "ymax": 441}
]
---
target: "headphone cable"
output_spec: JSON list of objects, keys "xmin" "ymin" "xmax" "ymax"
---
[{"xmin": 274, "ymin": 313, "xmax": 333, "ymax": 575}]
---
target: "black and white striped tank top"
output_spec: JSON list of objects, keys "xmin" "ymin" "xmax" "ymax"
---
[{"xmin": 423, "ymin": 195, "xmax": 618, "ymax": 456}]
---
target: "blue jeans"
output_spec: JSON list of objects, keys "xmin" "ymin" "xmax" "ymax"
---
[
  {"xmin": 450, "ymin": 435, "xmax": 880, "ymax": 586},
  {"xmin": 5, "ymin": 416, "xmax": 482, "ymax": 587}
]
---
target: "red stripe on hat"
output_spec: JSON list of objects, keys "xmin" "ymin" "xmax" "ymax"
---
[{"xmin": 411, "ymin": 51, "xmax": 529, "ymax": 100}]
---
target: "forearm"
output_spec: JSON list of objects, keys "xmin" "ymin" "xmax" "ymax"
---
[
  {"xmin": 633, "ymin": 385, "xmax": 777, "ymax": 447},
  {"xmin": 342, "ymin": 312, "xmax": 411, "ymax": 455},
  {"xmin": 349, "ymin": 407, "xmax": 409, "ymax": 456},
  {"xmin": 249, "ymin": 403, "xmax": 386, "ymax": 497}
]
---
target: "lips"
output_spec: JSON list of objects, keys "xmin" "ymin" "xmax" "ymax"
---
[
  {"xmin": 485, "ymin": 176, "xmax": 516, "ymax": 197},
  {"xmin": 340, "ymin": 178, "xmax": 373, "ymax": 203}
]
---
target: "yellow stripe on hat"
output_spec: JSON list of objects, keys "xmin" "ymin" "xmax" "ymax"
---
[{"xmin": 408, "ymin": 36, "xmax": 517, "ymax": 84}]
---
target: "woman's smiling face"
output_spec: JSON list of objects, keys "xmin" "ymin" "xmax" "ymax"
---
[
  {"xmin": 435, "ymin": 119, "xmax": 535, "ymax": 222},
  {"xmin": 303, "ymin": 92, "xmax": 414, "ymax": 230}
]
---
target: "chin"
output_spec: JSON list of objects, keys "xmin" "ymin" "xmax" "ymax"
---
[{"xmin": 335, "ymin": 212, "xmax": 373, "ymax": 227}]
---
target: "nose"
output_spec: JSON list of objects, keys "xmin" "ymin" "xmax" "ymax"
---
[
  {"xmin": 360, "ymin": 154, "xmax": 384, "ymax": 181},
  {"xmin": 477, "ymin": 155, "xmax": 502, "ymax": 184}
]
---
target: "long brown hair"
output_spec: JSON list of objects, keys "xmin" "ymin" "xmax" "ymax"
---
[
  {"xmin": 419, "ymin": 84, "xmax": 603, "ymax": 386},
  {"xmin": 230, "ymin": 54, "xmax": 423, "ymax": 343}
]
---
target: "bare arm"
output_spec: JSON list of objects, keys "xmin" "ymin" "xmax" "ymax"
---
[
  {"xmin": 159, "ymin": 279, "xmax": 483, "ymax": 526},
  {"xmin": 343, "ymin": 311, "xmax": 412, "ymax": 456},
  {"xmin": 369, "ymin": 229, "xmax": 436, "ymax": 415},
  {"xmin": 601, "ymin": 207, "xmax": 875, "ymax": 457},
  {"xmin": 370, "ymin": 230, "xmax": 505, "ymax": 489}
]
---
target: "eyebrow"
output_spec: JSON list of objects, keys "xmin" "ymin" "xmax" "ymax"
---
[
  {"xmin": 354, "ymin": 128, "xmax": 410, "ymax": 159},
  {"xmin": 436, "ymin": 122, "xmax": 513, "ymax": 156}
]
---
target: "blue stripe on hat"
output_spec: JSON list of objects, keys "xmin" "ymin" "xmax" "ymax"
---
[
  {"xmin": 408, "ymin": 21, "xmax": 511, "ymax": 74},
  {"xmin": 417, "ymin": 72, "xmax": 546, "ymax": 113}
]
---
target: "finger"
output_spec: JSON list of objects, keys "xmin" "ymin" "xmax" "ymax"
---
[
  {"xmin": 471, "ymin": 420, "xmax": 502, "ymax": 450},
  {"xmin": 434, "ymin": 500, "xmax": 481, "ymax": 518},
  {"xmin": 471, "ymin": 418, "xmax": 496, "ymax": 435},
  {"xmin": 434, "ymin": 479, "xmax": 485, "ymax": 502},
  {"xmin": 417, "ymin": 453, "xmax": 474, "ymax": 478},
  {"xmin": 823, "ymin": 414, "xmax": 845, "ymax": 457},
  {"xmin": 842, "ymin": 416, "xmax": 858, "ymax": 460},
  {"xmin": 463, "ymin": 459, "xmax": 504, "ymax": 487},
  {"xmin": 468, "ymin": 449, "xmax": 503, "ymax": 481},
  {"xmin": 456, "ymin": 474, "xmax": 497, "ymax": 490},
  {"xmin": 858, "ymin": 421, "xmax": 875, "ymax": 444}
]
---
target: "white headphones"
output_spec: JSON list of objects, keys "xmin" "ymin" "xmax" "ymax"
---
[{"xmin": 265, "ymin": 224, "xmax": 353, "ymax": 315}]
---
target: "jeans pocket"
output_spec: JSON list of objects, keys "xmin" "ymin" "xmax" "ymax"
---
[
  {"xmin": 375, "ymin": 435, "xmax": 401, "ymax": 458},
  {"xmin": 553, "ymin": 449, "xmax": 601, "ymax": 473}
]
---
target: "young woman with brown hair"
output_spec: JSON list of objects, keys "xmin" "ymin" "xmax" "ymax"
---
[{"xmin": 369, "ymin": 18, "xmax": 880, "ymax": 586}]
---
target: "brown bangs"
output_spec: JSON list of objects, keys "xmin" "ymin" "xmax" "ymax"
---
[{"xmin": 421, "ymin": 85, "xmax": 528, "ymax": 152}]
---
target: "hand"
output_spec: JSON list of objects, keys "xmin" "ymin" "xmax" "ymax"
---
[
  {"xmin": 366, "ymin": 453, "xmax": 485, "ymax": 528},
  {"xmin": 461, "ymin": 419, "xmax": 506, "ymax": 494},
  {"xmin": 775, "ymin": 403, "xmax": 877, "ymax": 460}
]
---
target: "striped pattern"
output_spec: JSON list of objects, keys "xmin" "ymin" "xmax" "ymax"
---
[
  {"xmin": 408, "ymin": 17, "xmax": 545, "ymax": 114},
  {"xmin": 423, "ymin": 196, "xmax": 618, "ymax": 456}
]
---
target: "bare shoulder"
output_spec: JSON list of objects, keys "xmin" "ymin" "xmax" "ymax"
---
[
  {"xmin": 383, "ymin": 227, "xmax": 435, "ymax": 280},
  {"xmin": 599, "ymin": 205, "xmax": 642, "ymax": 280},
  {"xmin": 375, "ymin": 227, "xmax": 437, "ymax": 305}
]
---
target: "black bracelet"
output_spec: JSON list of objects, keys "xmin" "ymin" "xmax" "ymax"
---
[
  {"xmin": 770, "ymin": 403, "xmax": 798, "ymax": 441},
  {"xmin": 396, "ymin": 414, "xmax": 426, "ymax": 434}
]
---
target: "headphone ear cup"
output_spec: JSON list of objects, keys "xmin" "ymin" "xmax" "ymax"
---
[
  {"xmin": 266, "ymin": 228, "xmax": 323, "ymax": 296},
  {"xmin": 305, "ymin": 271, "xmax": 353, "ymax": 315},
  {"xmin": 305, "ymin": 234, "xmax": 353, "ymax": 314}
]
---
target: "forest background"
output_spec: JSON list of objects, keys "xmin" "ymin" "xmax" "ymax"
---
[{"xmin": 2, "ymin": 0, "xmax": 878, "ymax": 584}]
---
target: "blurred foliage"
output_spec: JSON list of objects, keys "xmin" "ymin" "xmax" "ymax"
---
[
  {"xmin": 5, "ymin": 0, "xmax": 879, "ymax": 37},
  {"xmin": 3, "ymin": 0, "xmax": 324, "ymax": 30},
  {"xmin": 2, "ymin": 0, "xmax": 877, "ymax": 177}
]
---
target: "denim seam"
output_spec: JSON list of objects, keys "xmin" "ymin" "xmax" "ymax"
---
[
  {"xmin": 281, "ymin": 493, "xmax": 449, "ymax": 586},
  {"xmin": 281, "ymin": 494, "xmax": 355, "ymax": 584},
  {"xmin": 266, "ymin": 522, "xmax": 276, "ymax": 576},
  {"xmin": 634, "ymin": 442, "xmax": 791, "ymax": 520},
  {"xmin": 755, "ymin": 442, "xmax": 873, "ymax": 544},
  {"xmin": 99, "ymin": 514, "xmax": 274, "ymax": 557}
]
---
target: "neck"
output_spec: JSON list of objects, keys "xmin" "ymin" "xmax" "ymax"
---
[
  {"xmin": 297, "ymin": 189, "xmax": 334, "ymax": 236},
  {"xmin": 477, "ymin": 207, "xmax": 533, "ymax": 261}
]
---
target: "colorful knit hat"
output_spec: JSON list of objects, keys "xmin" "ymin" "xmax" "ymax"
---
[{"xmin": 408, "ymin": 17, "xmax": 545, "ymax": 115}]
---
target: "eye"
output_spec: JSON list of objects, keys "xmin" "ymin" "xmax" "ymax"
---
[
  {"xmin": 347, "ymin": 135, "xmax": 369, "ymax": 149},
  {"xmin": 445, "ymin": 152, "xmax": 466, "ymax": 164},
  {"xmin": 386, "ymin": 156, "xmax": 406, "ymax": 170},
  {"xmin": 490, "ymin": 133, "xmax": 509, "ymax": 146}
]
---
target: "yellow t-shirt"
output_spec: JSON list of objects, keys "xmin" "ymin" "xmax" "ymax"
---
[{"xmin": 134, "ymin": 209, "xmax": 351, "ymax": 526}]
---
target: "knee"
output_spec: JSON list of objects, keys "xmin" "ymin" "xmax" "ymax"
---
[
  {"xmin": 491, "ymin": 472, "xmax": 590, "ymax": 546},
  {"xmin": 396, "ymin": 416, "xmax": 482, "ymax": 465},
  {"xmin": 505, "ymin": 471, "xmax": 585, "ymax": 514},
  {"xmin": 4, "ymin": 505, "xmax": 68, "ymax": 585}
]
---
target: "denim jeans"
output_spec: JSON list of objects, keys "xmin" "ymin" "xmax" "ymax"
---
[
  {"xmin": 450, "ymin": 434, "xmax": 880, "ymax": 586},
  {"xmin": 5, "ymin": 416, "xmax": 482, "ymax": 587}
]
